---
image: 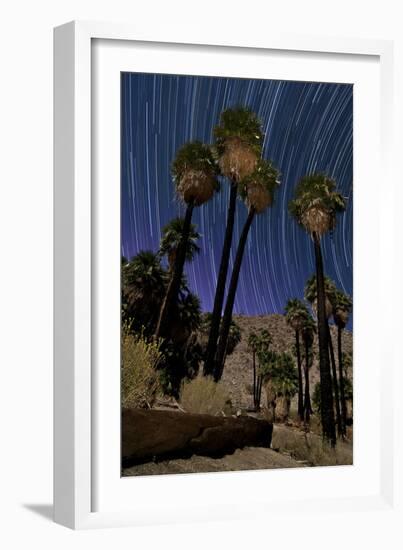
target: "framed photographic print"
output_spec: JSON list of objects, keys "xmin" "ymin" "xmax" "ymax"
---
[{"xmin": 54, "ymin": 21, "xmax": 396, "ymax": 529}]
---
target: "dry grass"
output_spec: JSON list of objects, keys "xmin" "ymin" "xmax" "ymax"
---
[
  {"xmin": 272, "ymin": 424, "xmax": 352, "ymax": 467},
  {"xmin": 179, "ymin": 375, "xmax": 231, "ymax": 415},
  {"xmin": 121, "ymin": 330, "xmax": 162, "ymax": 409}
]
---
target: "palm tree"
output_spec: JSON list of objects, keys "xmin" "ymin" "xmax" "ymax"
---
[
  {"xmin": 267, "ymin": 352, "xmax": 299, "ymax": 422},
  {"xmin": 301, "ymin": 315, "xmax": 316, "ymax": 424},
  {"xmin": 332, "ymin": 289, "xmax": 352, "ymax": 435},
  {"xmin": 305, "ymin": 274, "xmax": 343, "ymax": 437},
  {"xmin": 253, "ymin": 329, "xmax": 272, "ymax": 409},
  {"xmin": 248, "ymin": 332, "xmax": 259, "ymax": 409},
  {"xmin": 169, "ymin": 291, "xmax": 202, "ymax": 345},
  {"xmin": 214, "ymin": 160, "xmax": 280, "ymax": 380},
  {"xmin": 122, "ymin": 250, "xmax": 166, "ymax": 334},
  {"xmin": 159, "ymin": 217, "xmax": 200, "ymax": 270},
  {"xmin": 284, "ymin": 298, "xmax": 309, "ymax": 422},
  {"xmin": 204, "ymin": 107, "xmax": 263, "ymax": 377},
  {"xmin": 341, "ymin": 352, "xmax": 353, "ymax": 425},
  {"xmin": 304, "ymin": 274, "xmax": 336, "ymax": 320},
  {"xmin": 156, "ymin": 141, "xmax": 219, "ymax": 338},
  {"xmin": 289, "ymin": 173, "xmax": 346, "ymax": 445}
]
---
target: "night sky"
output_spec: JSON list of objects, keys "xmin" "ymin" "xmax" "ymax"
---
[{"xmin": 121, "ymin": 73, "xmax": 353, "ymax": 328}]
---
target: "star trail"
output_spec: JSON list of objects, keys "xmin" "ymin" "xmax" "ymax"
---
[{"xmin": 121, "ymin": 73, "xmax": 353, "ymax": 328}]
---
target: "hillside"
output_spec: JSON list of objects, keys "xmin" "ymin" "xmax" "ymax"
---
[{"xmin": 220, "ymin": 314, "xmax": 353, "ymax": 410}]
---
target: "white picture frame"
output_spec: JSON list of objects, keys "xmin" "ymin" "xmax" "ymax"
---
[{"xmin": 54, "ymin": 20, "xmax": 397, "ymax": 530}]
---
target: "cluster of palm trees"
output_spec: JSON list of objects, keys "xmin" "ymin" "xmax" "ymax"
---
[
  {"xmin": 255, "ymin": 344, "xmax": 299, "ymax": 422},
  {"xmin": 284, "ymin": 299, "xmax": 316, "ymax": 424},
  {"xmin": 247, "ymin": 330, "xmax": 272, "ymax": 410},
  {"xmin": 122, "ymin": 104, "xmax": 352, "ymax": 444},
  {"xmin": 200, "ymin": 107, "xmax": 280, "ymax": 381},
  {"xmin": 288, "ymin": 174, "xmax": 352, "ymax": 445},
  {"xmin": 122, "ymin": 106, "xmax": 279, "ymax": 393}
]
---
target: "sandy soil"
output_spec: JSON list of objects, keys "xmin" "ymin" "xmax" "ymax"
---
[{"xmin": 122, "ymin": 445, "xmax": 303, "ymax": 476}]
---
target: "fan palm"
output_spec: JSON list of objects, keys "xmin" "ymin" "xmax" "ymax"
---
[
  {"xmin": 253, "ymin": 329, "xmax": 272, "ymax": 409},
  {"xmin": 269, "ymin": 352, "xmax": 299, "ymax": 422},
  {"xmin": 214, "ymin": 160, "xmax": 280, "ymax": 380},
  {"xmin": 301, "ymin": 315, "xmax": 316, "ymax": 423},
  {"xmin": 248, "ymin": 332, "xmax": 259, "ymax": 409},
  {"xmin": 122, "ymin": 251, "xmax": 166, "ymax": 334},
  {"xmin": 285, "ymin": 298, "xmax": 309, "ymax": 422},
  {"xmin": 204, "ymin": 107, "xmax": 263, "ymax": 377},
  {"xmin": 156, "ymin": 141, "xmax": 218, "ymax": 338},
  {"xmin": 289, "ymin": 173, "xmax": 346, "ymax": 445},
  {"xmin": 169, "ymin": 291, "xmax": 202, "ymax": 345},
  {"xmin": 305, "ymin": 274, "xmax": 343, "ymax": 436},
  {"xmin": 332, "ymin": 289, "xmax": 352, "ymax": 435},
  {"xmin": 304, "ymin": 274, "xmax": 336, "ymax": 319},
  {"xmin": 159, "ymin": 217, "xmax": 200, "ymax": 270}
]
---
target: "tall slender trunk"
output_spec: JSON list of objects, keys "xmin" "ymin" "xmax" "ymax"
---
[
  {"xmin": 338, "ymin": 326, "xmax": 348, "ymax": 435},
  {"xmin": 296, "ymin": 330, "xmax": 304, "ymax": 421},
  {"xmin": 204, "ymin": 182, "xmax": 238, "ymax": 376},
  {"xmin": 252, "ymin": 350, "xmax": 257, "ymax": 409},
  {"xmin": 304, "ymin": 339, "xmax": 312, "ymax": 423},
  {"xmin": 327, "ymin": 324, "xmax": 343, "ymax": 437},
  {"xmin": 214, "ymin": 208, "xmax": 256, "ymax": 380},
  {"xmin": 257, "ymin": 375, "xmax": 263, "ymax": 410},
  {"xmin": 155, "ymin": 202, "xmax": 194, "ymax": 338},
  {"xmin": 313, "ymin": 232, "xmax": 336, "ymax": 446}
]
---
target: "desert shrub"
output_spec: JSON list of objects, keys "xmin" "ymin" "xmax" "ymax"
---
[
  {"xmin": 121, "ymin": 327, "xmax": 162, "ymax": 409},
  {"xmin": 179, "ymin": 375, "xmax": 230, "ymax": 415},
  {"xmin": 272, "ymin": 425, "xmax": 352, "ymax": 466}
]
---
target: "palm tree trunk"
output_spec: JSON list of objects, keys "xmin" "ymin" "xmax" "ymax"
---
[
  {"xmin": 155, "ymin": 202, "xmax": 194, "ymax": 338},
  {"xmin": 338, "ymin": 326, "xmax": 348, "ymax": 435},
  {"xmin": 313, "ymin": 232, "xmax": 336, "ymax": 446},
  {"xmin": 295, "ymin": 330, "xmax": 304, "ymax": 422},
  {"xmin": 214, "ymin": 208, "xmax": 255, "ymax": 381},
  {"xmin": 304, "ymin": 339, "xmax": 312, "ymax": 423},
  {"xmin": 203, "ymin": 182, "xmax": 238, "ymax": 376},
  {"xmin": 327, "ymin": 324, "xmax": 343, "ymax": 437},
  {"xmin": 257, "ymin": 375, "xmax": 263, "ymax": 410},
  {"xmin": 252, "ymin": 350, "xmax": 257, "ymax": 409}
]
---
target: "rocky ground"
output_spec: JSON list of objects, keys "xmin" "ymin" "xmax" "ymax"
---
[
  {"xmin": 123, "ymin": 445, "xmax": 303, "ymax": 476},
  {"xmin": 122, "ymin": 314, "xmax": 353, "ymax": 477}
]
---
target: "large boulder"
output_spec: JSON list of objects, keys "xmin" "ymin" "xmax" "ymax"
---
[{"xmin": 122, "ymin": 409, "xmax": 273, "ymax": 467}]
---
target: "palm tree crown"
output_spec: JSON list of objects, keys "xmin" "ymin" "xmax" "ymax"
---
[
  {"xmin": 284, "ymin": 298, "xmax": 309, "ymax": 331},
  {"xmin": 122, "ymin": 250, "xmax": 166, "ymax": 302},
  {"xmin": 240, "ymin": 159, "xmax": 280, "ymax": 213},
  {"xmin": 172, "ymin": 141, "xmax": 219, "ymax": 206},
  {"xmin": 304, "ymin": 274, "xmax": 337, "ymax": 319},
  {"xmin": 159, "ymin": 217, "xmax": 200, "ymax": 268},
  {"xmin": 289, "ymin": 173, "xmax": 346, "ymax": 236},
  {"xmin": 213, "ymin": 106, "xmax": 263, "ymax": 182},
  {"xmin": 332, "ymin": 289, "xmax": 352, "ymax": 328},
  {"xmin": 301, "ymin": 314, "xmax": 316, "ymax": 346}
]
